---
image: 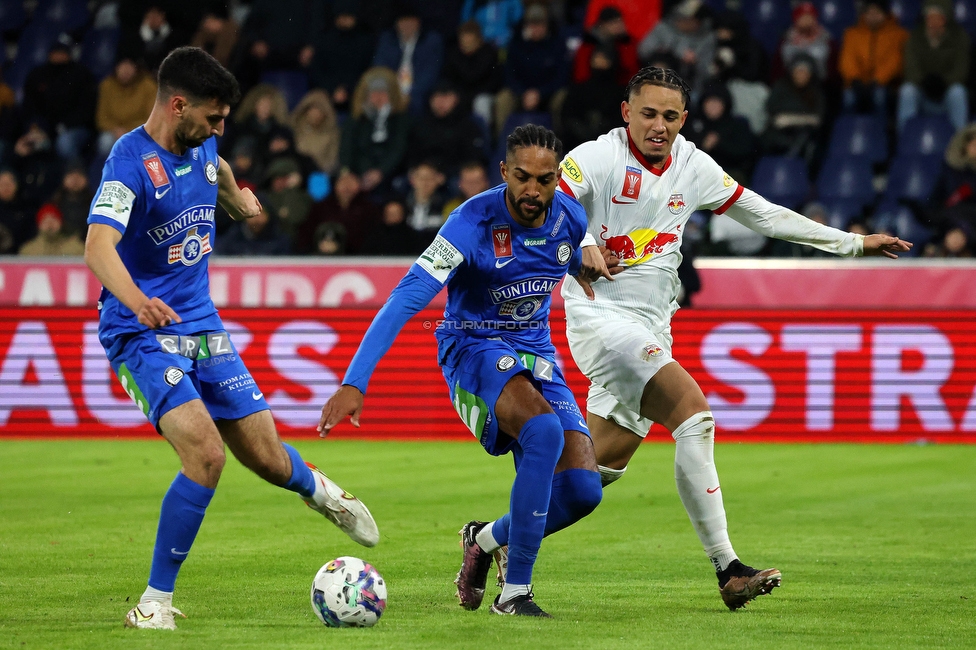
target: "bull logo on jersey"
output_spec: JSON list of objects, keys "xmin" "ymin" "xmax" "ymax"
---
[
  {"xmin": 667, "ymin": 193, "xmax": 686, "ymax": 215},
  {"xmin": 600, "ymin": 224, "xmax": 680, "ymax": 267},
  {"xmin": 168, "ymin": 226, "xmax": 212, "ymax": 266}
]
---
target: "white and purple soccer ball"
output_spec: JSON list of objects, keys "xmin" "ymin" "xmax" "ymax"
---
[{"xmin": 310, "ymin": 556, "xmax": 387, "ymax": 628}]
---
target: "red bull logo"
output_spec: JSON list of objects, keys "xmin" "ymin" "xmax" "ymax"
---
[
  {"xmin": 667, "ymin": 193, "xmax": 685, "ymax": 215},
  {"xmin": 600, "ymin": 225, "xmax": 679, "ymax": 266}
]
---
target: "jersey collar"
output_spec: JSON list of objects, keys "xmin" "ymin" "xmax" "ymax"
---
[{"xmin": 626, "ymin": 128, "xmax": 672, "ymax": 176}]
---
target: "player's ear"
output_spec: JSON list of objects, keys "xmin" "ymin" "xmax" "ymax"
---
[
  {"xmin": 171, "ymin": 94, "xmax": 188, "ymax": 117},
  {"xmin": 621, "ymin": 100, "xmax": 630, "ymax": 124},
  {"xmin": 679, "ymin": 109, "xmax": 689, "ymax": 129},
  {"xmin": 499, "ymin": 160, "xmax": 508, "ymax": 182}
]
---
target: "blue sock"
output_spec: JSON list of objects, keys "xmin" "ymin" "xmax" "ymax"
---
[
  {"xmin": 490, "ymin": 469, "xmax": 603, "ymax": 543},
  {"xmin": 147, "ymin": 472, "xmax": 214, "ymax": 592},
  {"xmin": 505, "ymin": 413, "xmax": 564, "ymax": 586},
  {"xmin": 281, "ymin": 443, "xmax": 316, "ymax": 497}
]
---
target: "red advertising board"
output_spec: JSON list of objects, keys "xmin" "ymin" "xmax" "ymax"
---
[{"xmin": 1, "ymin": 308, "xmax": 974, "ymax": 442}]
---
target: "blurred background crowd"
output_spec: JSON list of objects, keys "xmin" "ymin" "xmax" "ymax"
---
[{"xmin": 1, "ymin": 0, "xmax": 976, "ymax": 260}]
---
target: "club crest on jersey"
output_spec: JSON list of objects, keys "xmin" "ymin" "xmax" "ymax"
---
[
  {"xmin": 492, "ymin": 224, "xmax": 513, "ymax": 258},
  {"xmin": 556, "ymin": 242, "xmax": 572, "ymax": 264},
  {"xmin": 168, "ymin": 226, "xmax": 211, "ymax": 266},
  {"xmin": 621, "ymin": 166, "xmax": 642, "ymax": 200},
  {"xmin": 640, "ymin": 343, "xmax": 664, "ymax": 361},
  {"xmin": 142, "ymin": 152, "xmax": 170, "ymax": 188},
  {"xmin": 667, "ymin": 193, "xmax": 686, "ymax": 215},
  {"xmin": 205, "ymin": 161, "xmax": 218, "ymax": 185}
]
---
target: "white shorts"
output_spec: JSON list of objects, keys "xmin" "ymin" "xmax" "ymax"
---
[{"xmin": 565, "ymin": 302, "xmax": 674, "ymax": 437}]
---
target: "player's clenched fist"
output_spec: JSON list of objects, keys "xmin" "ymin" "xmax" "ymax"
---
[
  {"xmin": 238, "ymin": 187, "xmax": 262, "ymax": 220},
  {"xmin": 317, "ymin": 385, "xmax": 364, "ymax": 436},
  {"xmin": 137, "ymin": 296, "xmax": 182, "ymax": 329}
]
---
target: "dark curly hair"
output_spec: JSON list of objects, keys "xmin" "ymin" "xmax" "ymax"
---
[
  {"xmin": 625, "ymin": 66, "xmax": 691, "ymax": 107},
  {"xmin": 505, "ymin": 124, "xmax": 563, "ymax": 161},
  {"xmin": 157, "ymin": 46, "xmax": 240, "ymax": 106}
]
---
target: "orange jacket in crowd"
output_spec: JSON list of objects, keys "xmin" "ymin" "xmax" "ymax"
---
[{"xmin": 838, "ymin": 14, "xmax": 909, "ymax": 86}]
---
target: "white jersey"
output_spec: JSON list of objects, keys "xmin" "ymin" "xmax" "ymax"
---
[{"xmin": 558, "ymin": 127, "xmax": 863, "ymax": 328}]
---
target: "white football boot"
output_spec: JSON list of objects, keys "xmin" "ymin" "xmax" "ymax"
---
[
  {"xmin": 302, "ymin": 462, "xmax": 379, "ymax": 547},
  {"xmin": 124, "ymin": 600, "xmax": 186, "ymax": 630}
]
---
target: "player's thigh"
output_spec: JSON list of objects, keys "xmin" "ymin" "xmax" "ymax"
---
[
  {"xmin": 216, "ymin": 409, "xmax": 289, "ymax": 482},
  {"xmin": 587, "ymin": 412, "xmax": 643, "ymax": 470},
  {"xmin": 639, "ymin": 361, "xmax": 709, "ymax": 433},
  {"xmin": 554, "ymin": 429, "xmax": 597, "ymax": 473},
  {"xmin": 158, "ymin": 399, "xmax": 226, "ymax": 484},
  {"xmin": 495, "ymin": 372, "xmax": 554, "ymax": 438}
]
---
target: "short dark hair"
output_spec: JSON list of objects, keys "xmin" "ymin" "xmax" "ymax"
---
[
  {"xmin": 505, "ymin": 124, "xmax": 563, "ymax": 161},
  {"xmin": 157, "ymin": 46, "xmax": 240, "ymax": 106},
  {"xmin": 625, "ymin": 66, "xmax": 691, "ymax": 107}
]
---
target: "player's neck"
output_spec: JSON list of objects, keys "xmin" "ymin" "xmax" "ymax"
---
[{"xmin": 144, "ymin": 108, "xmax": 187, "ymax": 156}]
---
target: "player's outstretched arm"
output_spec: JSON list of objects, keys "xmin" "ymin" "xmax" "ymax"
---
[
  {"xmin": 216, "ymin": 156, "xmax": 262, "ymax": 221},
  {"xmin": 317, "ymin": 385, "xmax": 364, "ymax": 436},
  {"xmin": 862, "ymin": 234, "xmax": 913, "ymax": 259},
  {"xmin": 85, "ymin": 223, "xmax": 181, "ymax": 329}
]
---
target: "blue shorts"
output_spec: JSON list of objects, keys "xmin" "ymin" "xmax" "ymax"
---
[
  {"xmin": 439, "ymin": 337, "xmax": 589, "ymax": 456},
  {"xmin": 107, "ymin": 327, "xmax": 269, "ymax": 429}
]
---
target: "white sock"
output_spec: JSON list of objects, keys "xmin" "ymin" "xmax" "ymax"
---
[
  {"xmin": 141, "ymin": 586, "xmax": 173, "ymax": 605},
  {"xmin": 475, "ymin": 521, "xmax": 501, "ymax": 553},
  {"xmin": 598, "ymin": 465, "xmax": 626, "ymax": 487},
  {"xmin": 500, "ymin": 582, "xmax": 531, "ymax": 602},
  {"xmin": 671, "ymin": 411, "xmax": 736, "ymax": 572}
]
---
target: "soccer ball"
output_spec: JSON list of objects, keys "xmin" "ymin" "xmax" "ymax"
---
[{"xmin": 310, "ymin": 556, "xmax": 387, "ymax": 628}]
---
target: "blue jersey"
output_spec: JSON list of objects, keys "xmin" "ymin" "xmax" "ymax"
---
[
  {"xmin": 88, "ymin": 127, "xmax": 221, "ymax": 344},
  {"xmin": 420, "ymin": 185, "xmax": 587, "ymax": 355}
]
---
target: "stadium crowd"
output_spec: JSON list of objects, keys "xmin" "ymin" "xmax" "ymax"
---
[{"xmin": 0, "ymin": 0, "xmax": 975, "ymax": 259}]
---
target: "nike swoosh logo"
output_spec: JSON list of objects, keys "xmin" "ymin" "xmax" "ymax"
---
[
  {"xmin": 170, "ymin": 548, "xmax": 189, "ymax": 556},
  {"xmin": 610, "ymin": 195, "xmax": 636, "ymax": 204},
  {"xmin": 706, "ymin": 486, "xmax": 721, "ymax": 494},
  {"xmin": 577, "ymin": 419, "xmax": 587, "ymax": 429},
  {"xmin": 495, "ymin": 257, "xmax": 515, "ymax": 268},
  {"xmin": 532, "ymin": 510, "xmax": 547, "ymax": 517},
  {"xmin": 155, "ymin": 187, "xmax": 171, "ymax": 199},
  {"xmin": 135, "ymin": 606, "xmax": 154, "ymax": 621},
  {"xmin": 252, "ymin": 391, "xmax": 264, "ymax": 400}
]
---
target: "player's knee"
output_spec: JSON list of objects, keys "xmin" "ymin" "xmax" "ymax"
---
[
  {"xmin": 518, "ymin": 412, "xmax": 565, "ymax": 459},
  {"xmin": 568, "ymin": 469, "xmax": 603, "ymax": 515},
  {"xmin": 194, "ymin": 443, "xmax": 226, "ymax": 482},
  {"xmin": 671, "ymin": 411, "xmax": 715, "ymax": 442}
]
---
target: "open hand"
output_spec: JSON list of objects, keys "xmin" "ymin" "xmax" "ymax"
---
[
  {"xmin": 863, "ymin": 234, "xmax": 913, "ymax": 259},
  {"xmin": 574, "ymin": 245, "xmax": 623, "ymax": 299},
  {"xmin": 138, "ymin": 297, "xmax": 181, "ymax": 329},
  {"xmin": 317, "ymin": 385, "xmax": 364, "ymax": 437}
]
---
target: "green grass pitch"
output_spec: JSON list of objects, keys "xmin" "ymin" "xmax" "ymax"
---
[{"xmin": 1, "ymin": 440, "xmax": 974, "ymax": 649}]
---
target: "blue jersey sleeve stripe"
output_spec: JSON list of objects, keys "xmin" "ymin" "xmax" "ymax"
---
[{"xmin": 87, "ymin": 215, "xmax": 127, "ymax": 234}]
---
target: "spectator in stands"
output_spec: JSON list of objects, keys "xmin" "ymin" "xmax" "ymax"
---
[
  {"xmin": 228, "ymin": 137, "xmax": 262, "ymax": 191},
  {"xmin": 374, "ymin": 198, "xmax": 423, "ymax": 255},
  {"xmin": 313, "ymin": 221, "xmax": 348, "ymax": 255},
  {"xmin": 263, "ymin": 156, "xmax": 311, "ymax": 244},
  {"xmin": 51, "ymin": 161, "xmax": 94, "ymax": 240},
  {"xmin": 460, "ymin": 0, "xmax": 524, "ymax": 49},
  {"xmin": 216, "ymin": 200, "xmax": 292, "ymax": 256},
  {"xmin": 408, "ymin": 81, "xmax": 486, "ymax": 177},
  {"xmin": 572, "ymin": 6, "xmax": 639, "ymax": 86},
  {"xmin": 0, "ymin": 72, "xmax": 16, "ymax": 166},
  {"xmin": 309, "ymin": 0, "xmax": 376, "ymax": 114},
  {"xmin": 442, "ymin": 20, "xmax": 501, "ymax": 127},
  {"xmin": 495, "ymin": 4, "xmax": 569, "ymax": 136},
  {"xmin": 118, "ymin": 4, "xmax": 185, "ymax": 72},
  {"xmin": 404, "ymin": 161, "xmax": 447, "ymax": 240},
  {"xmin": 923, "ymin": 225, "xmax": 974, "ymax": 257},
  {"xmin": 235, "ymin": 0, "xmax": 324, "ymax": 91},
  {"xmin": 638, "ymin": 0, "xmax": 715, "ymax": 100},
  {"xmin": 339, "ymin": 68, "xmax": 410, "ymax": 193},
  {"xmin": 0, "ymin": 169, "xmax": 31, "ymax": 255},
  {"xmin": 19, "ymin": 202, "xmax": 85, "ymax": 256},
  {"xmin": 560, "ymin": 49, "xmax": 626, "ymax": 150},
  {"xmin": 898, "ymin": 0, "xmax": 971, "ymax": 132},
  {"xmin": 229, "ymin": 84, "xmax": 291, "ymax": 166},
  {"xmin": 299, "ymin": 170, "xmax": 379, "ymax": 255},
  {"xmin": 10, "ymin": 122, "xmax": 61, "ymax": 212},
  {"xmin": 583, "ymin": 0, "xmax": 661, "ymax": 47},
  {"xmin": 711, "ymin": 10, "xmax": 769, "ymax": 135},
  {"xmin": 190, "ymin": 2, "xmax": 239, "ymax": 67},
  {"xmin": 763, "ymin": 53, "xmax": 825, "ymax": 168},
  {"xmin": 95, "ymin": 56, "xmax": 157, "ymax": 157},
  {"xmin": 839, "ymin": 0, "xmax": 908, "ymax": 119},
  {"xmin": 22, "ymin": 36, "xmax": 97, "ymax": 161},
  {"xmin": 292, "ymin": 90, "xmax": 341, "ymax": 175},
  {"xmin": 685, "ymin": 83, "xmax": 757, "ymax": 183},
  {"xmin": 931, "ymin": 123, "xmax": 976, "ymax": 239},
  {"xmin": 443, "ymin": 160, "xmax": 490, "ymax": 216},
  {"xmin": 778, "ymin": 2, "xmax": 833, "ymax": 83},
  {"xmin": 373, "ymin": 4, "xmax": 444, "ymax": 115}
]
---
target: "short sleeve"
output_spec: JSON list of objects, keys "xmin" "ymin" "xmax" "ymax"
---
[
  {"xmin": 88, "ymin": 156, "xmax": 140, "ymax": 233},
  {"xmin": 695, "ymin": 151, "xmax": 744, "ymax": 215},
  {"xmin": 558, "ymin": 139, "xmax": 614, "ymax": 212},
  {"xmin": 410, "ymin": 211, "xmax": 473, "ymax": 287}
]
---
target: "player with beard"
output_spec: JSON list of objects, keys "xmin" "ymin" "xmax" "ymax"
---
[
  {"xmin": 557, "ymin": 67, "xmax": 912, "ymax": 610},
  {"xmin": 320, "ymin": 125, "xmax": 603, "ymax": 618},
  {"xmin": 85, "ymin": 47, "xmax": 378, "ymax": 631}
]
